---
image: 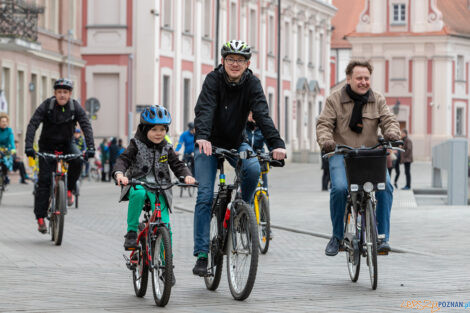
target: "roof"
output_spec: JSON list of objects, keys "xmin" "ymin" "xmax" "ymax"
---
[
  {"xmin": 331, "ymin": 0, "xmax": 365, "ymax": 48},
  {"xmin": 437, "ymin": 0, "xmax": 470, "ymax": 36}
]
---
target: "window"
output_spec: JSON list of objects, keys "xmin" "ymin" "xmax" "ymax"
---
[
  {"xmin": 162, "ymin": 75, "xmax": 170, "ymax": 109},
  {"xmin": 163, "ymin": 0, "xmax": 172, "ymax": 27},
  {"xmin": 456, "ymin": 107, "xmax": 464, "ymax": 136},
  {"xmin": 297, "ymin": 25, "xmax": 303, "ymax": 62},
  {"xmin": 184, "ymin": 0, "xmax": 192, "ymax": 33},
  {"xmin": 93, "ymin": 0, "xmax": 119, "ymax": 25},
  {"xmin": 308, "ymin": 30, "xmax": 314, "ymax": 66},
  {"xmin": 391, "ymin": 57, "xmax": 406, "ymax": 79},
  {"xmin": 41, "ymin": 76, "xmax": 47, "ymax": 104},
  {"xmin": 268, "ymin": 15, "xmax": 274, "ymax": 54},
  {"xmin": 31, "ymin": 74, "xmax": 38, "ymax": 114},
  {"xmin": 230, "ymin": 2, "xmax": 237, "ymax": 39},
  {"xmin": 203, "ymin": 0, "xmax": 211, "ymax": 37},
  {"xmin": 456, "ymin": 55, "xmax": 465, "ymax": 81},
  {"xmin": 0, "ymin": 68, "xmax": 11, "ymax": 113},
  {"xmin": 319, "ymin": 33, "xmax": 324, "ymax": 70},
  {"xmin": 392, "ymin": 3, "xmax": 406, "ymax": 24},
  {"xmin": 17, "ymin": 71, "xmax": 25, "ymax": 131},
  {"xmin": 249, "ymin": 9, "xmax": 257, "ymax": 49},
  {"xmin": 284, "ymin": 22, "xmax": 290, "ymax": 59},
  {"xmin": 49, "ymin": 0, "xmax": 58, "ymax": 32},
  {"xmin": 69, "ymin": 0, "xmax": 76, "ymax": 38},
  {"xmin": 183, "ymin": 79, "xmax": 191, "ymax": 127},
  {"xmin": 284, "ymin": 96, "xmax": 289, "ymax": 143}
]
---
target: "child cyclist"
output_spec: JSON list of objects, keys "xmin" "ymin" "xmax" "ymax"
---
[{"xmin": 113, "ymin": 105, "xmax": 195, "ymax": 257}]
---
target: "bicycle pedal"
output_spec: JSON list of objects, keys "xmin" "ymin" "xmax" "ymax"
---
[{"xmin": 378, "ymin": 251, "xmax": 389, "ymax": 256}]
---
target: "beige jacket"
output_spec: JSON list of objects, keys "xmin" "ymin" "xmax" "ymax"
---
[{"xmin": 316, "ymin": 86, "xmax": 400, "ymax": 149}]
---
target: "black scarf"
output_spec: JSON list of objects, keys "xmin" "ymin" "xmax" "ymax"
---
[{"xmin": 345, "ymin": 84, "xmax": 370, "ymax": 134}]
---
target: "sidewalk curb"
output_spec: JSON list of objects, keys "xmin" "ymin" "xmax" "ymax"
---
[{"xmin": 173, "ymin": 205, "xmax": 435, "ymax": 257}]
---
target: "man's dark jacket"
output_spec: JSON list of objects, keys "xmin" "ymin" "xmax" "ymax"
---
[
  {"xmin": 25, "ymin": 97, "xmax": 95, "ymax": 152},
  {"xmin": 194, "ymin": 65, "xmax": 285, "ymax": 150}
]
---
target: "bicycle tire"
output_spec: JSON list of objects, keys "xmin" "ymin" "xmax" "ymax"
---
[
  {"xmin": 75, "ymin": 181, "xmax": 80, "ymax": 209},
  {"xmin": 344, "ymin": 206, "xmax": 360, "ymax": 282},
  {"xmin": 133, "ymin": 234, "xmax": 149, "ymax": 297},
  {"xmin": 52, "ymin": 180, "xmax": 66, "ymax": 246},
  {"xmin": 204, "ymin": 205, "xmax": 223, "ymax": 291},
  {"xmin": 151, "ymin": 226, "xmax": 172, "ymax": 307},
  {"xmin": 226, "ymin": 201, "xmax": 259, "ymax": 301},
  {"xmin": 256, "ymin": 192, "xmax": 270, "ymax": 254},
  {"xmin": 365, "ymin": 199, "xmax": 378, "ymax": 290}
]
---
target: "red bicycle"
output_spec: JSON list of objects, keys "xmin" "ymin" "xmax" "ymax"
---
[{"xmin": 123, "ymin": 178, "xmax": 197, "ymax": 307}]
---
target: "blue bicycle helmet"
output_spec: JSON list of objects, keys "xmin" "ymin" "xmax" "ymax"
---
[{"xmin": 140, "ymin": 105, "xmax": 172, "ymax": 126}]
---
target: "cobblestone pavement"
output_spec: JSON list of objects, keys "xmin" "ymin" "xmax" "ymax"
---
[{"xmin": 0, "ymin": 162, "xmax": 469, "ymax": 313}]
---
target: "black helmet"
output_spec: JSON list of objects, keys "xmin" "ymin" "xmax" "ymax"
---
[
  {"xmin": 54, "ymin": 78, "xmax": 73, "ymax": 91},
  {"xmin": 187, "ymin": 122, "xmax": 194, "ymax": 130},
  {"xmin": 221, "ymin": 40, "xmax": 252, "ymax": 60}
]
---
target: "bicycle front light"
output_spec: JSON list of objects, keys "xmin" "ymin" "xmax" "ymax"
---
[
  {"xmin": 363, "ymin": 182, "xmax": 374, "ymax": 193},
  {"xmin": 377, "ymin": 183, "xmax": 386, "ymax": 190},
  {"xmin": 350, "ymin": 184, "xmax": 359, "ymax": 192}
]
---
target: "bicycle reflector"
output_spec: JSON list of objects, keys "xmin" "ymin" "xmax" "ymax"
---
[
  {"xmin": 363, "ymin": 182, "xmax": 374, "ymax": 193},
  {"xmin": 377, "ymin": 183, "xmax": 386, "ymax": 190}
]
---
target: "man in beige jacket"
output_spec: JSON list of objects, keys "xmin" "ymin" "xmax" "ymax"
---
[{"xmin": 316, "ymin": 60, "xmax": 400, "ymax": 256}]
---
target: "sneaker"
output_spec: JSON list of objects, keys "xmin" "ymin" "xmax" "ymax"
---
[
  {"xmin": 401, "ymin": 186, "xmax": 410, "ymax": 190},
  {"xmin": 377, "ymin": 241, "xmax": 391, "ymax": 254},
  {"xmin": 67, "ymin": 190, "xmax": 74, "ymax": 206},
  {"xmin": 325, "ymin": 236, "xmax": 341, "ymax": 256},
  {"xmin": 20, "ymin": 179, "xmax": 28, "ymax": 184},
  {"xmin": 393, "ymin": 182, "xmax": 398, "ymax": 189},
  {"xmin": 124, "ymin": 231, "xmax": 138, "ymax": 250},
  {"xmin": 37, "ymin": 218, "xmax": 47, "ymax": 234},
  {"xmin": 4, "ymin": 176, "xmax": 10, "ymax": 185},
  {"xmin": 192, "ymin": 257, "xmax": 208, "ymax": 276}
]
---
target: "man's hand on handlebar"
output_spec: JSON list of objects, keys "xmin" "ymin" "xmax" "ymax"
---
[
  {"xmin": 271, "ymin": 148, "xmax": 286, "ymax": 160},
  {"xmin": 115, "ymin": 172, "xmax": 129, "ymax": 186},
  {"xmin": 184, "ymin": 175, "xmax": 196, "ymax": 185},
  {"xmin": 196, "ymin": 139, "xmax": 212, "ymax": 156},
  {"xmin": 322, "ymin": 140, "xmax": 336, "ymax": 153},
  {"xmin": 383, "ymin": 132, "xmax": 400, "ymax": 142}
]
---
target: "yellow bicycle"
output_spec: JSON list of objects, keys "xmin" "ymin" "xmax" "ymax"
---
[{"xmin": 253, "ymin": 151, "xmax": 284, "ymax": 254}]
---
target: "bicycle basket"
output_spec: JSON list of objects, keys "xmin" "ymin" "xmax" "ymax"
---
[{"xmin": 344, "ymin": 149, "xmax": 387, "ymax": 186}]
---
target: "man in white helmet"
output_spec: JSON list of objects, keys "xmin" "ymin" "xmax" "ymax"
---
[{"xmin": 192, "ymin": 40, "xmax": 286, "ymax": 275}]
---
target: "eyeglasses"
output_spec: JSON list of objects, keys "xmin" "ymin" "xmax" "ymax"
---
[{"xmin": 225, "ymin": 58, "xmax": 248, "ymax": 65}]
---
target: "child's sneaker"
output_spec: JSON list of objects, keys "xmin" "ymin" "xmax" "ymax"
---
[{"xmin": 124, "ymin": 231, "xmax": 137, "ymax": 250}]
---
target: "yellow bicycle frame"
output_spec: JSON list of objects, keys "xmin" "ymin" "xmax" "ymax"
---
[{"xmin": 253, "ymin": 161, "xmax": 269, "ymax": 225}]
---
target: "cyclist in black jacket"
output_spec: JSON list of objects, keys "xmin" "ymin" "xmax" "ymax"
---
[
  {"xmin": 192, "ymin": 40, "xmax": 286, "ymax": 276},
  {"xmin": 25, "ymin": 79, "xmax": 95, "ymax": 234}
]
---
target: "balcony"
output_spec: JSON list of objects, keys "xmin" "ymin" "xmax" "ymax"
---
[{"xmin": 0, "ymin": 0, "xmax": 43, "ymax": 49}]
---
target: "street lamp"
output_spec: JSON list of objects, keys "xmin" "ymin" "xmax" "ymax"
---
[{"xmin": 393, "ymin": 99, "xmax": 400, "ymax": 115}]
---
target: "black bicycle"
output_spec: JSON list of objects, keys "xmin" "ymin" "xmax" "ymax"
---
[
  {"xmin": 36, "ymin": 152, "xmax": 83, "ymax": 245},
  {"xmin": 324, "ymin": 139, "xmax": 403, "ymax": 290},
  {"xmin": 203, "ymin": 147, "xmax": 261, "ymax": 301},
  {"xmin": 123, "ymin": 178, "xmax": 197, "ymax": 307}
]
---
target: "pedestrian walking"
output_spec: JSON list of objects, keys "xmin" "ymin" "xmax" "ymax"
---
[{"xmin": 400, "ymin": 129, "xmax": 413, "ymax": 190}]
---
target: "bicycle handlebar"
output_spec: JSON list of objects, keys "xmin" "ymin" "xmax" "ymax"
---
[
  {"xmin": 119, "ymin": 178, "xmax": 199, "ymax": 191},
  {"xmin": 36, "ymin": 152, "xmax": 84, "ymax": 161},
  {"xmin": 322, "ymin": 140, "xmax": 405, "ymax": 159},
  {"xmin": 255, "ymin": 150, "xmax": 285, "ymax": 167}
]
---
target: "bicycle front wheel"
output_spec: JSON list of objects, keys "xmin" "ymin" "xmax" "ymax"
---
[
  {"xmin": 132, "ymin": 232, "xmax": 149, "ymax": 297},
  {"xmin": 365, "ymin": 199, "xmax": 378, "ymax": 290},
  {"xmin": 226, "ymin": 201, "xmax": 259, "ymax": 301},
  {"xmin": 52, "ymin": 180, "xmax": 66, "ymax": 246},
  {"xmin": 344, "ymin": 206, "xmax": 360, "ymax": 282},
  {"xmin": 204, "ymin": 207, "xmax": 223, "ymax": 290},
  {"xmin": 151, "ymin": 226, "xmax": 172, "ymax": 307},
  {"xmin": 255, "ymin": 192, "xmax": 270, "ymax": 254}
]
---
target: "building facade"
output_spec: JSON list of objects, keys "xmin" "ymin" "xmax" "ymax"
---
[
  {"xmin": 81, "ymin": 0, "xmax": 336, "ymax": 159},
  {"xmin": 347, "ymin": 0, "xmax": 470, "ymax": 160},
  {"xmin": 0, "ymin": 0, "xmax": 84, "ymax": 155}
]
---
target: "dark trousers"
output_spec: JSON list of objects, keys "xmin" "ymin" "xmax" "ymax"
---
[
  {"xmin": 13, "ymin": 160, "xmax": 27, "ymax": 182},
  {"xmin": 34, "ymin": 144, "xmax": 82, "ymax": 219},
  {"xmin": 404, "ymin": 162, "xmax": 411, "ymax": 188}
]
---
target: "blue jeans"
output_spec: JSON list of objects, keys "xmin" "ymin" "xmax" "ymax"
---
[
  {"xmin": 193, "ymin": 143, "xmax": 260, "ymax": 256},
  {"xmin": 329, "ymin": 154, "xmax": 393, "ymax": 242}
]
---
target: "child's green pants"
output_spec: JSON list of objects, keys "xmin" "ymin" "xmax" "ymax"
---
[{"xmin": 127, "ymin": 185, "xmax": 171, "ymax": 236}]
